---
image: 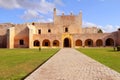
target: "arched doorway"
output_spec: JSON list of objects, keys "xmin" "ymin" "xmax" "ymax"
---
[
  {"xmin": 64, "ymin": 38, "xmax": 71, "ymax": 47},
  {"xmin": 53, "ymin": 40, "xmax": 59, "ymax": 46},
  {"xmin": 42, "ymin": 39, "xmax": 50, "ymax": 47},
  {"xmin": 85, "ymin": 39, "xmax": 93, "ymax": 47},
  {"xmin": 105, "ymin": 38, "xmax": 114, "ymax": 46},
  {"xmin": 96, "ymin": 39, "xmax": 103, "ymax": 47},
  {"xmin": 75, "ymin": 39, "xmax": 82, "ymax": 46},
  {"xmin": 34, "ymin": 40, "xmax": 40, "ymax": 46}
]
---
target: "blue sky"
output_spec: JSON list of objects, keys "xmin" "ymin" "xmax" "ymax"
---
[{"xmin": 0, "ymin": 0, "xmax": 120, "ymax": 32}]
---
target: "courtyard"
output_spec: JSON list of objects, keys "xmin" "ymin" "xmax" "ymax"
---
[
  {"xmin": 25, "ymin": 48, "xmax": 120, "ymax": 80},
  {"xmin": 0, "ymin": 48, "xmax": 59, "ymax": 80},
  {"xmin": 0, "ymin": 48, "xmax": 120, "ymax": 80}
]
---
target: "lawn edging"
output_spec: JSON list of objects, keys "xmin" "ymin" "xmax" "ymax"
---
[{"xmin": 22, "ymin": 49, "xmax": 60, "ymax": 80}]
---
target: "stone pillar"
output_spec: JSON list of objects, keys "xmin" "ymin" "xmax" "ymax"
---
[
  {"xmin": 103, "ymin": 39, "xmax": 106, "ymax": 47},
  {"xmin": 28, "ymin": 29, "xmax": 33, "ymax": 48},
  {"xmin": 27, "ymin": 24, "xmax": 35, "ymax": 48},
  {"xmin": 7, "ymin": 27, "xmax": 15, "ymax": 49},
  {"xmin": 82, "ymin": 40, "xmax": 85, "ymax": 47}
]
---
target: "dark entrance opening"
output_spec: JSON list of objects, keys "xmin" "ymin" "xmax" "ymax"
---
[
  {"xmin": 85, "ymin": 39, "xmax": 93, "ymax": 47},
  {"xmin": 64, "ymin": 38, "xmax": 71, "ymax": 47},
  {"xmin": 34, "ymin": 40, "xmax": 40, "ymax": 46},
  {"xmin": 105, "ymin": 38, "xmax": 114, "ymax": 46}
]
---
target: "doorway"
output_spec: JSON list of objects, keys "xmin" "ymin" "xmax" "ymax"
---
[{"xmin": 64, "ymin": 38, "xmax": 71, "ymax": 47}]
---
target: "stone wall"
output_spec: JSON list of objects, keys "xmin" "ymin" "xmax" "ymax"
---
[
  {"xmin": 0, "ymin": 23, "xmax": 13, "ymax": 48},
  {"xmin": 14, "ymin": 24, "xmax": 29, "ymax": 48}
]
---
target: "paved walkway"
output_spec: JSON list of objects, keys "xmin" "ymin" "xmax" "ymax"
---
[{"xmin": 25, "ymin": 48, "xmax": 120, "ymax": 80}]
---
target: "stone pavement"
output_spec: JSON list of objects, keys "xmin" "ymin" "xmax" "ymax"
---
[{"xmin": 25, "ymin": 48, "xmax": 120, "ymax": 80}]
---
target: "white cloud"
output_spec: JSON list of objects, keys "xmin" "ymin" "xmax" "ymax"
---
[
  {"xmin": 83, "ymin": 21, "xmax": 120, "ymax": 33},
  {"xmin": 101, "ymin": 25, "xmax": 120, "ymax": 33},
  {"xmin": 83, "ymin": 22, "xmax": 97, "ymax": 27},
  {"xmin": 0, "ymin": 0, "xmax": 62, "ymax": 21},
  {"xmin": 21, "ymin": 10, "xmax": 43, "ymax": 20},
  {"xmin": 54, "ymin": 0, "xmax": 64, "ymax": 6},
  {"xmin": 0, "ymin": 0, "xmax": 20, "ymax": 9},
  {"xmin": 38, "ymin": 18, "xmax": 53, "ymax": 23}
]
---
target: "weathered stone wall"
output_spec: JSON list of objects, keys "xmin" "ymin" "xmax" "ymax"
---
[
  {"xmin": 82, "ymin": 27, "xmax": 99, "ymax": 33},
  {"xmin": 53, "ymin": 8, "xmax": 82, "ymax": 34},
  {"xmin": 33, "ymin": 34, "xmax": 62, "ymax": 48},
  {"xmin": 0, "ymin": 23, "xmax": 13, "ymax": 48},
  {"xmin": 73, "ymin": 33, "xmax": 116, "ymax": 47},
  {"xmin": 14, "ymin": 24, "xmax": 29, "ymax": 48}
]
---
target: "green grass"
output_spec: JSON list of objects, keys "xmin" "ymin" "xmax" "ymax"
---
[
  {"xmin": 0, "ymin": 48, "xmax": 59, "ymax": 80},
  {"xmin": 77, "ymin": 47, "xmax": 120, "ymax": 73}
]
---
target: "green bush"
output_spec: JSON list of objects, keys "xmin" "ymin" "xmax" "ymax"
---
[{"xmin": 117, "ymin": 46, "xmax": 120, "ymax": 51}]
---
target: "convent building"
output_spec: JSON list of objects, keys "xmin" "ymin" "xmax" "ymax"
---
[{"xmin": 0, "ymin": 8, "xmax": 120, "ymax": 48}]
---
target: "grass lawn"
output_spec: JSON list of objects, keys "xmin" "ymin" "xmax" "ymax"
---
[
  {"xmin": 77, "ymin": 47, "xmax": 120, "ymax": 73},
  {"xmin": 0, "ymin": 48, "xmax": 59, "ymax": 80}
]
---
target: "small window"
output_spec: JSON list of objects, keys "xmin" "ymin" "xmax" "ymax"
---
[
  {"xmin": 38, "ymin": 29, "xmax": 41, "ymax": 34},
  {"xmin": 65, "ymin": 27, "xmax": 68, "ymax": 32},
  {"xmin": 32, "ymin": 22, "xmax": 35, "ymax": 25},
  {"xmin": 48, "ymin": 29, "xmax": 51, "ymax": 33},
  {"xmin": 19, "ymin": 39, "xmax": 24, "ymax": 45}
]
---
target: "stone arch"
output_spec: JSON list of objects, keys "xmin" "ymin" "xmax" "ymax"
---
[
  {"xmin": 42, "ymin": 39, "xmax": 50, "ymax": 47},
  {"xmin": 53, "ymin": 40, "xmax": 59, "ymax": 46},
  {"xmin": 96, "ymin": 39, "xmax": 103, "ymax": 47},
  {"xmin": 64, "ymin": 38, "xmax": 71, "ymax": 47},
  {"xmin": 85, "ymin": 39, "xmax": 93, "ymax": 47},
  {"xmin": 34, "ymin": 40, "xmax": 40, "ymax": 46},
  {"xmin": 105, "ymin": 38, "xmax": 114, "ymax": 46},
  {"xmin": 75, "ymin": 39, "xmax": 82, "ymax": 46}
]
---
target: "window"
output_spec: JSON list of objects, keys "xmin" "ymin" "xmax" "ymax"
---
[
  {"xmin": 65, "ymin": 27, "xmax": 68, "ymax": 32},
  {"xmin": 19, "ymin": 39, "xmax": 24, "ymax": 45},
  {"xmin": 48, "ymin": 29, "xmax": 51, "ymax": 33},
  {"xmin": 38, "ymin": 29, "xmax": 41, "ymax": 34},
  {"xmin": 32, "ymin": 22, "xmax": 35, "ymax": 25}
]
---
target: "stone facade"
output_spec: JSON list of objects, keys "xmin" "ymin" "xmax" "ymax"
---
[{"xmin": 0, "ymin": 8, "xmax": 120, "ymax": 48}]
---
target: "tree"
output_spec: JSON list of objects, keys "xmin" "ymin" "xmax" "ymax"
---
[
  {"xmin": 98, "ymin": 29, "xmax": 103, "ymax": 33},
  {"xmin": 118, "ymin": 28, "xmax": 120, "ymax": 31}
]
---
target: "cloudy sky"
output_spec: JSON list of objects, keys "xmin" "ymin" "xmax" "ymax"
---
[{"xmin": 0, "ymin": 0, "xmax": 120, "ymax": 32}]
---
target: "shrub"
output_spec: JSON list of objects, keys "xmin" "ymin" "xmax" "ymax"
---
[{"xmin": 117, "ymin": 46, "xmax": 120, "ymax": 51}]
